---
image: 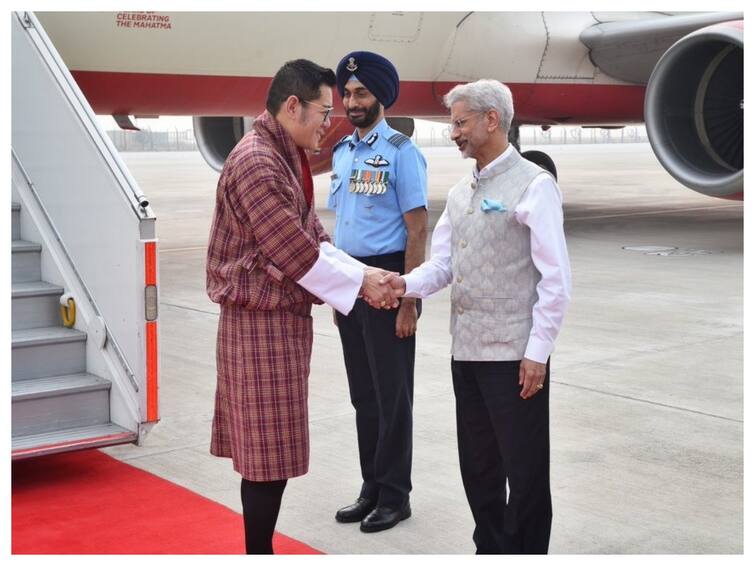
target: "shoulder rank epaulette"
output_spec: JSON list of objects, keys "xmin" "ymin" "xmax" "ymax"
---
[
  {"xmin": 387, "ymin": 133, "xmax": 411, "ymax": 149},
  {"xmin": 333, "ymin": 135, "xmax": 353, "ymax": 150}
]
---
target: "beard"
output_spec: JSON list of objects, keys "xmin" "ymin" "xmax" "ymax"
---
[
  {"xmin": 347, "ymin": 99, "xmax": 382, "ymax": 129},
  {"xmin": 456, "ymin": 139, "xmax": 472, "ymax": 159}
]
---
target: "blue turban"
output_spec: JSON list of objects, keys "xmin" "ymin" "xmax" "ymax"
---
[{"xmin": 336, "ymin": 51, "xmax": 400, "ymax": 109}]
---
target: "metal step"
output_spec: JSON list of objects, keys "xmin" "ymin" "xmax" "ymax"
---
[
  {"xmin": 11, "ymin": 281, "xmax": 65, "ymax": 330},
  {"xmin": 12, "ymin": 202, "xmax": 21, "ymax": 240},
  {"xmin": 12, "ymin": 327, "xmax": 87, "ymax": 380},
  {"xmin": 12, "ymin": 372, "xmax": 110, "ymax": 401},
  {"xmin": 11, "ymin": 423, "xmax": 138, "ymax": 461},
  {"xmin": 12, "ymin": 373, "xmax": 111, "ymax": 437},
  {"xmin": 11, "ymin": 239, "xmax": 42, "ymax": 283}
]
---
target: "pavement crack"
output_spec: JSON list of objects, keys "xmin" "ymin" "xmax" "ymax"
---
[
  {"xmin": 553, "ymin": 381, "xmax": 743, "ymax": 423},
  {"xmin": 109, "ymin": 442, "xmax": 210, "ymax": 461},
  {"xmin": 561, "ymin": 333, "xmax": 742, "ymax": 369},
  {"xmin": 566, "ymin": 203, "xmax": 742, "ymax": 222},
  {"xmin": 162, "ymin": 302, "xmax": 219, "ymax": 316}
]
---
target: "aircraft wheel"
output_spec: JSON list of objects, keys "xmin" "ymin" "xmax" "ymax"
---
[{"xmin": 522, "ymin": 150, "xmax": 558, "ymax": 181}]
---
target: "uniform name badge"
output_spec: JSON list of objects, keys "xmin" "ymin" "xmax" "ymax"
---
[{"xmin": 349, "ymin": 169, "xmax": 389, "ymax": 195}]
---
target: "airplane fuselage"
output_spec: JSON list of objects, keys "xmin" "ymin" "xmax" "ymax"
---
[{"xmin": 37, "ymin": 11, "xmax": 648, "ymax": 124}]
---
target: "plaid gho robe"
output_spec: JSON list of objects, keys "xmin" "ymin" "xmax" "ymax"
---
[{"xmin": 206, "ymin": 111, "xmax": 330, "ymax": 481}]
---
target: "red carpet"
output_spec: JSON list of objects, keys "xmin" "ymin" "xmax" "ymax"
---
[{"xmin": 12, "ymin": 449, "xmax": 323, "ymax": 554}]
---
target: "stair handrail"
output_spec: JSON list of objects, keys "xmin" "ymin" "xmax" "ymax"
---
[
  {"xmin": 17, "ymin": 11, "xmax": 152, "ymax": 220},
  {"xmin": 12, "ymin": 147, "xmax": 140, "ymax": 393}
]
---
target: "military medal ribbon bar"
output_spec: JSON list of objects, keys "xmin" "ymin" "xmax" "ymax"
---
[{"xmin": 349, "ymin": 170, "xmax": 389, "ymax": 194}]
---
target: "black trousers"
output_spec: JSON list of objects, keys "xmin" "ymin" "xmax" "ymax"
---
[
  {"xmin": 451, "ymin": 358, "xmax": 552, "ymax": 554},
  {"xmin": 336, "ymin": 251, "xmax": 417, "ymax": 508}
]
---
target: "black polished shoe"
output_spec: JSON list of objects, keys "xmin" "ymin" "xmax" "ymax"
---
[
  {"xmin": 335, "ymin": 497, "xmax": 376, "ymax": 523},
  {"xmin": 360, "ymin": 502, "xmax": 411, "ymax": 533}
]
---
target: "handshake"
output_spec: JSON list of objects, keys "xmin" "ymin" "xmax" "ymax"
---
[{"xmin": 359, "ymin": 267, "xmax": 407, "ymax": 309}]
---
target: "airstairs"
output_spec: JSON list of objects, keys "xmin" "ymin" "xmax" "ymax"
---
[
  {"xmin": 11, "ymin": 11, "xmax": 159, "ymax": 459},
  {"xmin": 12, "ymin": 201, "xmax": 137, "ymax": 457}
]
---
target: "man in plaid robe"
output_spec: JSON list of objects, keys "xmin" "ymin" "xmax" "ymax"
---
[{"xmin": 206, "ymin": 59, "xmax": 396, "ymax": 554}]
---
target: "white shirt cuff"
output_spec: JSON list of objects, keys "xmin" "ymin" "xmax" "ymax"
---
[
  {"xmin": 524, "ymin": 336, "xmax": 554, "ymax": 364},
  {"xmin": 320, "ymin": 241, "xmax": 367, "ymax": 270},
  {"xmin": 297, "ymin": 243, "xmax": 364, "ymax": 315},
  {"xmin": 402, "ymin": 273, "xmax": 423, "ymax": 299}
]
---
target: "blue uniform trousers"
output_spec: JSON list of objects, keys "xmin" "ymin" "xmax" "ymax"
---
[{"xmin": 336, "ymin": 251, "xmax": 417, "ymax": 508}]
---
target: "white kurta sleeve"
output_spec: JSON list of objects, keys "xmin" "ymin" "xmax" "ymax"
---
[
  {"xmin": 320, "ymin": 241, "xmax": 368, "ymax": 270},
  {"xmin": 297, "ymin": 242, "xmax": 365, "ymax": 315},
  {"xmin": 402, "ymin": 206, "xmax": 454, "ymax": 298},
  {"xmin": 515, "ymin": 173, "xmax": 572, "ymax": 363}
]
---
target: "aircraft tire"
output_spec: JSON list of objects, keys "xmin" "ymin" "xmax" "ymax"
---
[{"xmin": 521, "ymin": 149, "xmax": 558, "ymax": 181}]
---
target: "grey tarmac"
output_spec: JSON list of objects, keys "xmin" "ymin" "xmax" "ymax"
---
[{"xmin": 103, "ymin": 143, "xmax": 743, "ymax": 554}]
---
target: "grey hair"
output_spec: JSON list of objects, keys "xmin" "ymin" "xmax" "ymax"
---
[{"xmin": 443, "ymin": 79, "xmax": 514, "ymax": 132}]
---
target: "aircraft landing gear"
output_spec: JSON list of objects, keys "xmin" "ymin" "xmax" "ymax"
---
[
  {"xmin": 510, "ymin": 124, "xmax": 559, "ymax": 180},
  {"xmin": 521, "ymin": 149, "xmax": 558, "ymax": 181},
  {"xmin": 508, "ymin": 124, "xmax": 521, "ymax": 151}
]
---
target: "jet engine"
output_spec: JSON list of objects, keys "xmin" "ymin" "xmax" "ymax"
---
[
  {"xmin": 644, "ymin": 21, "xmax": 743, "ymax": 199},
  {"xmin": 192, "ymin": 116, "xmax": 252, "ymax": 173},
  {"xmin": 193, "ymin": 115, "xmax": 415, "ymax": 176}
]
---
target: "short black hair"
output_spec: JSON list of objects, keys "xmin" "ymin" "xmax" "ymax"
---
[{"xmin": 266, "ymin": 59, "xmax": 336, "ymax": 115}]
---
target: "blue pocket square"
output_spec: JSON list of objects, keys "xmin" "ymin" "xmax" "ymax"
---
[{"xmin": 481, "ymin": 199, "xmax": 507, "ymax": 212}]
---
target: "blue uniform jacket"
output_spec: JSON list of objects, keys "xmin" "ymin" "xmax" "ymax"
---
[{"xmin": 328, "ymin": 119, "xmax": 427, "ymax": 257}]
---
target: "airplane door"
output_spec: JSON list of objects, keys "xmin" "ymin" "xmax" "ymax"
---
[{"xmin": 537, "ymin": 12, "xmax": 597, "ymax": 81}]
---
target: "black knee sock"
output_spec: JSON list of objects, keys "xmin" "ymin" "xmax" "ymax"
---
[{"xmin": 240, "ymin": 478, "xmax": 288, "ymax": 554}]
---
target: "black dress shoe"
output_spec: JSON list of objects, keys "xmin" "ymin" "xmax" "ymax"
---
[
  {"xmin": 335, "ymin": 497, "xmax": 376, "ymax": 523},
  {"xmin": 360, "ymin": 502, "xmax": 411, "ymax": 533}
]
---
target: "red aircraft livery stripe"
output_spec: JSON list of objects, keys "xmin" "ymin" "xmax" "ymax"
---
[{"xmin": 71, "ymin": 71, "xmax": 646, "ymax": 124}]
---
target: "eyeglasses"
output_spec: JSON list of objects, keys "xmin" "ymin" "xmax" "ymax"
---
[
  {"xmin": 450, "ymin": 111, "xmax": 487, "ymax": 131},
  {"xmin": 301, "ymin": 99, "xmax": 334, "ymax": 124}
]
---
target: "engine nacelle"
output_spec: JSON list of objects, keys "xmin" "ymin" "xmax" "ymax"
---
[
  {"xmin": 644, "ymin": 20, "xmax": 743, "ymax": 199},
  {"xmin": 192, "ymin": 116, "xmax": 252, "ymax": 173},
  {"xmin": 193, "ymin": 115, "xmax": 416, "ymax": 176}
]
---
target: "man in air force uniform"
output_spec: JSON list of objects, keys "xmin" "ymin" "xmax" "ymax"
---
[{"xmin": 329, "ymin": 50, "xmax": 428, "ymax": 533}]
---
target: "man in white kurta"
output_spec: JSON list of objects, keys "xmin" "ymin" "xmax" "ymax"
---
[{"xmin": 385, "ymin": 79, "xmax": 571, "ymax": 554}]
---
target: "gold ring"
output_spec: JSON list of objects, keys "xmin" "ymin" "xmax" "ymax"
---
[{"xmin": 536, "ymin": 383, "xmax": 544, "ymax": 389}]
